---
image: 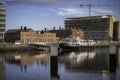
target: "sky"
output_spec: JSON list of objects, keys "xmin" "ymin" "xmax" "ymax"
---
[{"xmin": 3, "ymin": 0, "xmax": 120, "ymax": 30}]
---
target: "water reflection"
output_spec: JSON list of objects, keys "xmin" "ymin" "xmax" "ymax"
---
[
  {"xmin": 58, "ymin": 49, "xmax": 109, "ymax": 73},
  {"xmin": 1, "ymin": 47, "xmax": 120, "ymax": 80},
  {"xmin": 0, "ymin": 51, "xmax": 50, "ymax": 80},
  {"xmin": 0, "ymin": 57, "xmax": 5, "ymax": 80},
  {"xmin": 58, "ymin": 47, "xmax": 119, "ymax": 80}
]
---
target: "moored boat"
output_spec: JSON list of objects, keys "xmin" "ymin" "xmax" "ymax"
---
[{"xmin": 59, "ymin": 36, "xmax": 96, "ymax": 50}]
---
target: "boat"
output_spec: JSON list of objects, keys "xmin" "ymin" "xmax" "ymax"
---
[{"xmin": 59, "ymin": 36, "xmax": 96, "ymax": 50}]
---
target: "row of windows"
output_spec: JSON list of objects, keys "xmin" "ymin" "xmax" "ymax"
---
[
  {"xmin": 0, "ymin": 29, "xmax": 5, "ymax": 32},
  {"xmin": 65, "ymin": 18, "xmax": 110, "ymax": 30},
  {"xmin": 85, "ymin": 36, "xmax": 108, "ymax": 40},
  {"xmin": 21, "ymin": 34, "xmax": 55, "ymax": 37},
  {"xmin": 21, "ymin": 39, "xmax": 56, "ymax": 43}
]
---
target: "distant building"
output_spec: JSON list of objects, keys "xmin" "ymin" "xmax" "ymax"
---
[
  {"xmin": 65, "ymin": 15, "xmax": 115, "ymax": 40},
  {"xmin": 5, "ymin": 27, "xmax": 58, "ymax": 43},
  {"xmin": 49, "ymin": 27, "xmax": 84, "ymax": 40},
  {"xmin": 0, "ymin": 2, "xmax": 5, "ymax": 42},
  {"xmin": 113, "ymin": 21, "xmax": 120, "ymax": 41}
]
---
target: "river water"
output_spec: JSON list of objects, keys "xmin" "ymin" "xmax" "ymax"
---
[
  {"xmin": 0, "ymin": 47, "xmax": 120, "ymax": 80},
  {"xmin": 52, "ymin": 46, "xmax": 120, "ymax": 80},
  {"xmin": 0, "ymin": 51, "xmax": 50, "ymax": 80}
]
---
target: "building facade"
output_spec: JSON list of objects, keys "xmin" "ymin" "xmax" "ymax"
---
[
  {"xmin": 0, "ymin": 2, "xmax": 5, "ymax": 42},
  {"xmin": 5, "ymin": 27, "xmax": 58, "ymax": 44},
  {"xmin": 113, "ymin": 21, "xmax": 120, "ymax": 41},
  {"xmin": 65, "ymin": 15, "xmax": 115, "ymax": 40},
  {"xmin": 49, "ymin": 27, "xmax": 84, "ymax": 40}
]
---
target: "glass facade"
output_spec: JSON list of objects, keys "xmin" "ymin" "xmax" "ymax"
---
[{"xmin": 65, "ymin": 15, "xmax": 115, "ymax": 40}]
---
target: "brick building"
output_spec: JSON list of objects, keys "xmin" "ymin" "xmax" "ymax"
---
[
  {"xmin": 5, "ymin": 27, "xmax": 58, "ymax": 44},
  {"xmin": 49, "ymin": 27, "xmax": 84, "ymax": 40}
]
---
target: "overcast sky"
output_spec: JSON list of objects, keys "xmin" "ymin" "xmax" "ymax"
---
[{"xmin": 4, "ymin": 0, "xmax": 120, "ymax": 30}]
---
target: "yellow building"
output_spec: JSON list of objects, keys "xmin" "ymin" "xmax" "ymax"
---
[{"xmin": 21, "ymin": 31, "xmax": 58, "ymax": 43}]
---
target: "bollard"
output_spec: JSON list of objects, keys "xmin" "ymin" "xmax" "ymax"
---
[
  {"xmin": 109, "ymin": 45, "xmax": 117, "ymax": 73},
  {"xmin": 50, "ymin": 46, "xmax": 59, "ymax": 80}
]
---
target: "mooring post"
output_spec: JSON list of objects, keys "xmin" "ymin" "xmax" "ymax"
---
[
  {"xmin": 109, "ymin": 45, "xmax": 117, "ymax": 73},
  {"xmin": 50, "ymin": 46, "xmax": 59, "ymax": 80}
]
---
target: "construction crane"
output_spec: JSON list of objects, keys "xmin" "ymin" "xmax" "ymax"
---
[{"xmin": 80, "ymin": 4, "xmax": 115, "ymax": 16}]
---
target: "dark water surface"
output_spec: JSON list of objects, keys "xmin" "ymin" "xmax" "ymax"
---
[
  {"xmin": 0, "ymin": 47, "xmax": 120, "ymax": 80},
  {"xmin": 57, "ymin": 47, "xmax": 120, "ymax": 80}
]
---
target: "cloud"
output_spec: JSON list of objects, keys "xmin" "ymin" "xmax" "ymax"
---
[
  {"xmin": 51, "ymin": 8, "xmax": 88, "ymax": 17},
  {"xmin": 50, "ymin": 7, "xmax": 113, "ymax": 17}
]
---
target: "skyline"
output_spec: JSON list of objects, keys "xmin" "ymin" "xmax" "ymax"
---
[{"xmin": 4, "ymin": 0, "xmax": 120, "ymax": 30}]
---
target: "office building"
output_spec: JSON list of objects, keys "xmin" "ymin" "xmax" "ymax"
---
[
  {"xmin": 65, "ymin": 15, "xmax": 115, "ymax": 40},
  {"xmin": 0, "ymin": 2, "xmax": 5, "ymax": 42}
]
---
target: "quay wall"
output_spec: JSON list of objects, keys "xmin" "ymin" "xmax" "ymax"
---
[
  {"xmin": 95, "ymin": 41, "xmax": 120, "ymax": 47},
  {"xmin": 0, "ymin": 43, "xmax": 38, "ymax": 53}
]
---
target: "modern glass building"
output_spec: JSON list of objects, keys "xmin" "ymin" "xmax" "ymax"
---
[
  {"xmin": 0, "ymin": 2, "xmax": 5, "ymax": 42},
  {"xmin": 65, "ymin": 15, "xmax": 115, "ymax": 41}
]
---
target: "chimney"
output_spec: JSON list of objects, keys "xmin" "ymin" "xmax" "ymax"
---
[
  {"xmin": 21, "ymin": 26, "xmax": 23, "ymax": 30},
  {"xmin": 45, "ymin": 28, "xmax": 47, "ymax": 32},
  {"xmin": 59, "ymin": 26, "xmax": 62, "ymax": 30},
  {"xmin": 24, "ymin": 26, "xmax": 27, "ymax": 31},
  {"xmin": 38, "ymin": 30, "xmax": 41, "ymax": 34},
  {"xmin": 53, "ymin": 27, "xmax": 55, "ymax": 30}
]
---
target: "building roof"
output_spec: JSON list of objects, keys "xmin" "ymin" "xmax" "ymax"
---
[
  {"xmin": 66, "ymin": 15, "xmax": 114, "ymax": 20},
  {"xmin": 6, "ymin": 29, "xmax": 21, "ymax": 33},
  {"xmin": 6, "ymin": 28, "xmax": 34, "ymax": 34}
]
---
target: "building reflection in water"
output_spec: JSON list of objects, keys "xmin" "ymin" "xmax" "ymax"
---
[
  {"xmin": 1, "ymin": 52, "xmax": 50, "ymax": 72},
  {"xmin": 0, "ymin": 57, "xmax": 5, "ymax": 80},
  {"xmin": 58, "ymin": 47, "xmax": 120, "ymax": 80},
  {"xmin": 58, "ymin": 49, "xmax": 109, "ymax": 73}
]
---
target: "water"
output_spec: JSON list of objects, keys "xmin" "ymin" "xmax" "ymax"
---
[
  {"xmin": 57, "ymin": 47, "xmax": 120, "ymax": 80},
  {"xmin": 0, "ymin": 52, "xmax": 50, "ymax": 80},
  {"xmin": 0, "ymin": 47, "xmax": 120, "ymax": 80}
]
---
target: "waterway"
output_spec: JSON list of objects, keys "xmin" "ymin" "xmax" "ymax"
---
[
  {"xmin": 0, "ymin": 47, "xmax": 120, "ymax": 80},
  {"xmin": 0, "ymin": 51, "xmax": 50, "ymax": 80},
  {"xmin": 53, "ymin": 46, "xmax": 120, "ymax": 80}
]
